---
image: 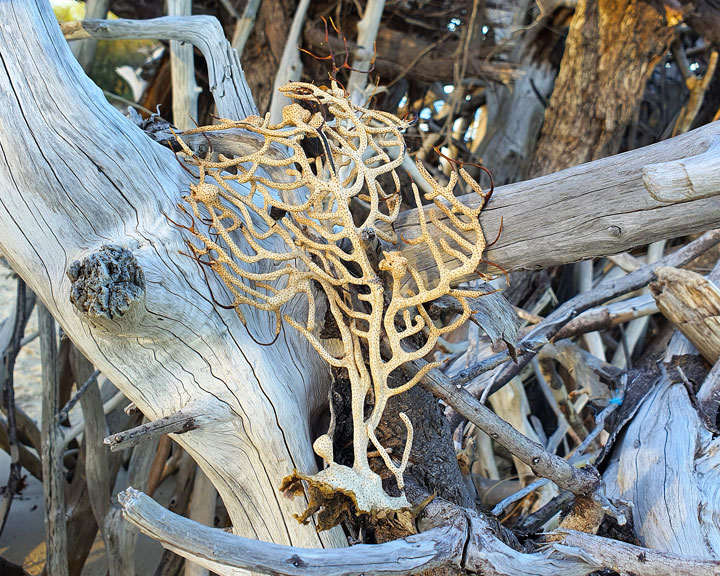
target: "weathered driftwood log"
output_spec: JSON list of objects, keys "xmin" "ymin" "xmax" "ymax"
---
[
  {"xmin": 650, "ymin": 266, "xmax": 720, "ymax": 363},
  {"xmin": 0, "ymin": 0, "xmax": 344, "ymax": 551},
  {"xmin": 394, "ymin": 123, "xmax": 720, "ymax": 281},
  {"xmin": 604, "ymin": 334, "xmax": 720, "ymax": 558},
  {"xmin": 118, "ymin": 487, "xmax": 720, "ymax": 576}
]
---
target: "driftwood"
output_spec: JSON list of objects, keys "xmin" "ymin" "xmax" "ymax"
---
[
  {"xmin": 38, "ymin": 305, "xmax": 69, "ymax": 576},
  {"xmin": 3, "ymin": 1, "xmax": 720, "ymax": 573},
  {"xmin": 650, "ymin": 266, "xmax": 720, "ymax": 362},
  {"xmin": 117, "ymin": 487, "xmax": 720, "ymax": 576},
  {"xmin": 604, "ymin": 333, "xmax": 720, "ymax": 557}
]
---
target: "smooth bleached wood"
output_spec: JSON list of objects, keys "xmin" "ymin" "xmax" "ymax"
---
[
  {"xmin": 62, "ymin": 16, "xmax": 258, "ymax": 120},
  {"xmin": 168, "ymin": 0, "xmax": 200, "ymax": 131},
  {"xmin": 0, "ymin": 0, "xmax": 344, "ymax": 552}
]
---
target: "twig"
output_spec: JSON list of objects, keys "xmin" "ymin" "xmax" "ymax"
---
[
  {"xmin": 0, "ymin": 278, "xmax": 28, "ymax": 537},
  {"xmin": 554, "ymin": 292, "xmax": 658, "ymax": 340},
  {"xmin": 407, "ymin": 353, "xmax": 601, "ymax": 497},
  {"xmin": 451, "ymin": 336, "xmax": 547, "ymax": 387},
  {"xmin": 39, "ymin": 303, "xmax": 69, "ymax": 576},
  {"xmin": 104, "ymin": 409, "xmax": 201, "ymax": 452},
  {"xmin": 62, "ymin": 388, "xmax": 128, "ymax": 448},
  {"xmin": 55, "ymin": 368, "xmax": 100, "ymax": 425},
  {"xmin": 488, "ymin": 230, "xmax": 720, "ymax": 396}
]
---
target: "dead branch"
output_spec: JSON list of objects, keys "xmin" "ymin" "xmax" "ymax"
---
[
  {"xmin": 61, "ymin": 16, "xmax": 257, "ymax": 119},
  {"xmin": 392, "ymin": 125, "xmax": 720, "ymax": 281},
  {"xmin": 118, "ymin": 488, "xmax": 720, "ymax": 576}
]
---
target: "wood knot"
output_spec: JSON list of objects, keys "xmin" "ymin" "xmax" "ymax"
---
[{"xmin": 67, "ymin": 244, "xmax": 145, "ymax": 320}]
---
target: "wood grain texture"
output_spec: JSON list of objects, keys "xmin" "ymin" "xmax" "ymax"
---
[
  {"xmin": 392, "ymin": 123, "xmax": 720, "ymax": 281},
  {"xmin": 168, "ymin": 0, "xmax": 199, "ymax": 131},
  {"xmin": 651, "ymin": 266, "xmax": 720, "ymax": 363},
  {"xmin": 119, "ymin": 488, "xmax": 720, "ymax": 576},
  {"xmin": 0, "ymin": 0, "xmax": 344, "ymax": 552},
  {"xmin": 604, "ymin": 336, "xmax": 720, "ymax": 558}
]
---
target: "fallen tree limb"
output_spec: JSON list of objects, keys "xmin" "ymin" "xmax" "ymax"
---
[
  {"xmin": 392, "ymin": 123, "xmax": 720, "ymax": 280},
  {"xmin": 1, "ymin": 0, "xmax": 346, "ymax": 550},
  {"xmin": 119, "ymin": 487, "xmax": 720, "ymax": 576},
  {"xmin": 61, "ymin": 16, "xmax": 257, "ymax": 120}
]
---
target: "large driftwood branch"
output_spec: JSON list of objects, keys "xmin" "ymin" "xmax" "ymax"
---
[
  {"xmin": 0, "ymin": 0, "xmax": 344, "ymax": 551},
  {"xmin": 61, "ymin": 16, "xmax": 257, "ymax": 119},
  {"xmin": 604, "ymin": 333, "xmax": 720, "ymax": 558},
  {"xmin": 118, "ymin": 488, "xmax": 720, "ymax": 576},
  {"xmin": 393, "ymin": 123, "xmax": 720, "ymax": 280},
  {"xmin": 149, "ymin": 119, "xmax": 720, "ymax": 280},
  {"xmin": 5, "ymin": 0, "xmax": 720, "ymax": 565}
]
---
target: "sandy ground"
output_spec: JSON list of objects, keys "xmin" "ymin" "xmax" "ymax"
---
[{"xmin": 0, "ymin": 267, "xmax": 166, "ymax": 574}]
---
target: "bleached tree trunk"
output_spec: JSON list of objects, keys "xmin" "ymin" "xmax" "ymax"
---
[{"xmin": 0, "ymin": 0, "xmax": 345, "ymax": 552}]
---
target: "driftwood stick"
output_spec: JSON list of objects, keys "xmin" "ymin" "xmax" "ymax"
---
[
  {"xmin": 168, "ymin": 0, "xmax": 200, "ymax": 131},
  {"xmin": 555, "ymin": 528, "xmax": 720, "ymax": 576},
  {"xmin": 610, "ymin": 240, "xmax": 665, "ymax": 367},
  {"xmin": 391, "ymin": 123, "xmax": 720, "ymax": 282},
  {"xmin": 554, "ymin": 291, "xmax": 658, "ymax": 340},
  {"xmin": 0, "ymin": 414, "xmax": 42, "ymax": 481},
  {"xmin": 61, "ymin": 16, "xmax": 257, "ymax": 120},
  {"xmin": 55, "ymin": 368, "xmax": 101, "ymax": 425},
  {"xmin": 650, "ymin": 266, "xmax": 720, "ymax": 363},
  {"xmin": 231, "ymin": 0, "xmax": 262, "ymax": 57},
  {"xmin": 104, "ymin": 408, "xmax": 203, "ymax": 452},
  {"xmin": 75, "ymin": 348, "xmax": 135, "ymax": 576},
  {"xmin": 346, "ymin": 0, "xmax": 385, "ymax": 96},
  {"xmin": 39, "ymin": 304, "xmax": 69, "ymax": 576},
  {"xmin": 451, "ymin": 336, "xmax": 547, "ymax": 387},
  {"xmin": 491, "ymin": 393, "xmax": 622, "ymax": 516},
  {"xmin": 185, "ymin": 468, "xmax": 217, "ymax": 576},
  {"xmin": 576, "ymin": 260, "xmax": 606, "ymax": 360},
  {"xmin": 70, "ymin": 0, "xmax": 108, "ymax": 72},
  {"xmin": 120, "ymin": 487, "xmax": 465, "ymax": 576},
  {"xmin": 0, "ymin": 278, "xmax": 27, "ymax": 536},
  {"xmin": 119, "ymin": 488, "xmax": 720, "ymax": 576},
  {"xmin": 489, "ymin": 230, "xmax": 720, "ymax": 395}
]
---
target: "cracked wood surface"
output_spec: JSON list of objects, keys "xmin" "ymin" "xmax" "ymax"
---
[
  {"xmin": 119, "ymin": 487, "xmax": 720, "ymax": 576},
  {"xmin": 604, "ymin": 335, "xmax": 720, "ymax": 558},
  {"xmin": 392, "ymin": 121, "xmax": 720, "ymax": 280},
  {"xmin": 0, "ymin": 0, "xmax": 344, "ymax": 552}
]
